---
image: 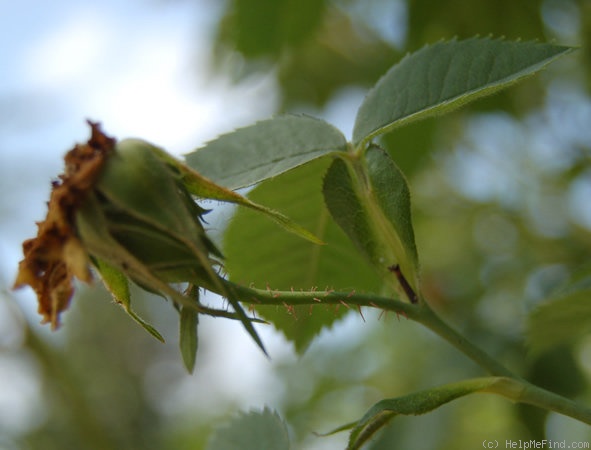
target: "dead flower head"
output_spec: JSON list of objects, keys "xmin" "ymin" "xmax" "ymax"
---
[
  {"xmin": 13, "ymin": 121, "xmax": 230, "ymax": 330},
  {"xmin": 13, "ymin": 122, "xmax": 115, "ymax": 329},
  {"xmin": 12, "ymin": 121, "xmax": 318, "ymax": 368}
]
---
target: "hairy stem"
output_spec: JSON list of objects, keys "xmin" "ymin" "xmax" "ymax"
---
[
  {"xmin": 221, "ymin": 280, "xmax": 416, "ymax": 317},
  {"xmin": 225, "ymin": 281, "xmax": 514, "ymax": 376},
  {"xmin": 216, "ymin": 280, "xmax": 591, "ymax": 424}
]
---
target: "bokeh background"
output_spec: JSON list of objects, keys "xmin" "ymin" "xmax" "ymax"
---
[{"xmin": 1, "ymin": 0, "xmax": 590, "ymax": 448}]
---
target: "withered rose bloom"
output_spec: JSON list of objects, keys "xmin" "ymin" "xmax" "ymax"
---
[
  {"xmin": 13, "ymin": 122, "xmax": 114, "ymax": 329},
  {"xmin": 13, "ymin": 122, "xmax": 225, "ymax": 331},
  {"xmin": 13, "ymin": 121, "xmax": 316, "ymax": 368}
]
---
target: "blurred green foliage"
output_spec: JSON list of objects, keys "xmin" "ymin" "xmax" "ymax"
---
[{"xmin": 5, "ymin": 0, "xmax": 591, "ymax": 449}]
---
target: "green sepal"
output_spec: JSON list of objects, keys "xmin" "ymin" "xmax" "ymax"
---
[
  {"xmin": 95, "ymin": 139, "xmax": 222, "ymax": 289},
  {"xmin": 76, "ymin": 192, "xmax": 209, "ymax": 310},
  {"xmin": 100, "ymin": 141, "xmax": 268, "ymax": 357},
  {"xmin": 180, "ymin": 286, "xmax": 200, "ymax": 373},
  {"xmin": 77, "ymin": 179, "xmax": 267, "ymax": 359},
  {"xmin": 222, "ymin": 281, "xmax": 268, "ymax": 357},
  {"xmin": 91, "ymin": 257, "xmax": 164, "ymax": 342},
  {"xmin": 150, "ymin": 142, "xmax": 324, "ymax": 245}
]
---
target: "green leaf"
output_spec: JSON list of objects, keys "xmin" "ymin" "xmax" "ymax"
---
[
  {"xmin": 353, "ymin": 38, "xmax": 574, "ymax": 148},
  {"xmin": 224, "ymin": 159, "xmax": 382, "ymax": 353},
  {"xmin": 206, "ymin": 408, "xmax": 290, "ymax": 450},
  {"xmin": 185, "ymin": 115, "xmax": 348, "ymax": 190},
  {"xmin": 527, "ymin": 274, "xmax": 591, "ymax": 355},
  {"xmin": 323, "ymin": 145, "xmax": 419, "ymax": 299},
  {"xmin": 92, "ymin": 257, "xmax": 165, "ymax": 342},
  {"xmin": 180, "ymin": 291, "xmax": 199, "ymax": 373},
  {"xmin": 346, "ymin": 378, "xmax": 503, "ymax": 450}
]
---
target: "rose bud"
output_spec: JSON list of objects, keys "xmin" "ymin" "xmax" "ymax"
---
[{"xmin": 14, "ymin": 122, "xmax": 320, "ymax": 368}]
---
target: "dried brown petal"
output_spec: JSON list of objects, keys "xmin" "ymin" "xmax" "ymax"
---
[{"xmin": 13, "ymin": 121, "xmax": 115, "ymax": 329}]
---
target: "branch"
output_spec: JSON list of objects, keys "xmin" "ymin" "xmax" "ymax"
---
[
  {"xmin": 216, "ymin": 280, "xmax": 591, "ymax": 425},
  {"xmin": 221, "ymin": 280, "xmax": 511, "ymax": 376},
  {"xmin": 487, "ymin": 377, "xmax": 591, "ymax": 425},
  {"xmin": 221, "ymin": 280, "xmax": 416, "ymax": 317}
]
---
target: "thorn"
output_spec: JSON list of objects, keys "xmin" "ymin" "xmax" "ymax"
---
[
  {"xmin": 347, "ymin": 290, "xmax": 356, "ymax": 298},
  {"xmin": 357, "ymin": 305, "xmax": 365, "ymax": 322},
  {"xmin": 312, "ymin": 297, "xmax": 322, "ymax": 303},
  {"xmin": 283, "ymin": 302, "xmax": 297, "ymax": 319},
  {"xmin": 339, "ymin": 300, "xmax": 351, "ymax": 309}
]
